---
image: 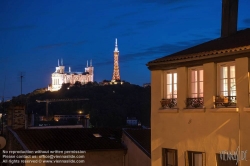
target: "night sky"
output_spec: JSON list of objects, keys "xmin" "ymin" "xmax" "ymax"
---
[{"xmin": 1, "ymin": 0, "xmax": 250, "ymax": 99}]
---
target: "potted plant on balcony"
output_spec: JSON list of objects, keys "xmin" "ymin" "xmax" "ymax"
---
[
  {"xmin": 214, "ymin": 95, "xmax": 230, "ymax": 107},
  {"xmin": 160, "ymin": 99, "xmax": 167, "ymax": 108},
  {"xmin": 160, "ymin": 98, "xmax": 175, "ymax": 108}
]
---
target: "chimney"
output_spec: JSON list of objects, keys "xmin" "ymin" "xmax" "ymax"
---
[{"xmin": 221, "ymin": 0, "xmax": 238, "ymax": 37}]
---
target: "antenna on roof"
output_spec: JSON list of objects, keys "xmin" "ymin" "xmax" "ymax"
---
[
  {"xmin": 1, "ymin": 75, "xmax": 6, "ymax": 136},
  {"xmin": 20, "ymin": 72, "xmax": 25, "ymax": 95},
  {"xmin": 87, "ymin": 60, "xmax": 88, "ymax": 67},
  {"xmin": 1, "ymin": 75, "xmax": 6, "ymax": 102},
  {"xmin": 58, "ymin": 59, "xmax": 60, "ymax": 66},
  {"xmin": 61, "ymin": 59, "xmax": 63, "ymax": 66},
  {"xmin": 90, "ymin": 59, "xmax": 92, "ymax": 67}
]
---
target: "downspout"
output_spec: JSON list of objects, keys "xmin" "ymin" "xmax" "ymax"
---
[
  {"xmin": 123, "ymin": 153, "xmax": 125, "ymax": 166},
  {"xmin": 123, "ymin": 147, "xmax": 127, "ymax": 166}
]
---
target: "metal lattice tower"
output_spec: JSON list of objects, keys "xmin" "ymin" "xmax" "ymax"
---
[{"xmin": 112, "ymin": 38, "xmax": 120, "ymax": 81}]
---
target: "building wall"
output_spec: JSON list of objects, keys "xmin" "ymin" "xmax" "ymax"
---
[
  {"xmin": 7, "ymin": 106, "xmax": 25, "ymax": 129},
  {"xmin": 237, "ymin": 57, "xmax": 250, "ymax": 166},
  {"xmin": 151, "ymin": 57, "xmax": 250, "ymax": 166},
  {"xmin": 122, "ymin": 133, "xmax": 151, "ymax": 166}
]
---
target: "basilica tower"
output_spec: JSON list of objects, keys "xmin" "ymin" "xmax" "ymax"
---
[{"xmin": 112, "ymin": 38, "xmax": 121, "ymax": 81}]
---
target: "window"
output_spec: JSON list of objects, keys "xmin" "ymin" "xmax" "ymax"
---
[
  {"xmin": 218, "ymin": 62, "xmax": 236, "ymax": 96},
  {"xmin": 186, "ymin": 67, "xmax": 204, "ymax": 108},
  {"xmin": 190, "ymin": 68, "xmax": 203, "ymax": 98},
  {"xmin": 186, "ymin": 151, "xmax": 205, "ymax": 166},
  {"xmin": 216, "ymin": 153, "xmax": 237, "ymax": 166},
  {"xmin": 162, "ymin": 148, "xmax": 178, "ymax": 166},
  {"xmin": 165, "ymin": 71, "xmax": 177, "ymax": 99}
]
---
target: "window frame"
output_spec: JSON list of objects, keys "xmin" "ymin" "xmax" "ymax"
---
[
  {"xmin": 163, "ymin": 70, "xmax": 177, "ymax": 99},
  {"xmin": 216, "ymin": 153, "xmax": 237, "ymax": 166},
  {"xmin": 217, "ymin": 61, "xmax": 236, "ymax": 97},
  {"xmin": 185, "ymin": 151, "xmax": 205, "ymax": 166},
  {"xmin": 162, "ymin": 148, "xmax": 178, "ymax": 166},
  {"xmin": 188, "ymin": 66, "xmax": 204, "ymax": 98}
]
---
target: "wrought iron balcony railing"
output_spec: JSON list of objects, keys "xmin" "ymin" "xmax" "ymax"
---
[
  {"xmin": 186, "ymin": 97, "xmax": 204, "ymax": 108},
  {"xmin": 160, "ymin": 98, "xmax": 177, "ymax": 108},
  {"xmin": 214, "ymin": 96, "xmax": 236, "ymax": 107}
]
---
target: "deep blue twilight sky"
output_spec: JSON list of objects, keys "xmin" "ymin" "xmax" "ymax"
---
[{"xmin": 1, "ymin": 0, "xmax": 250, "ymax": 99}]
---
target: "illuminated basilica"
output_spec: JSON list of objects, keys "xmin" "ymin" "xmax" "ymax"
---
[{"xmin": 48, "ymin": 59, "xmax": 94, "ymax": 91}]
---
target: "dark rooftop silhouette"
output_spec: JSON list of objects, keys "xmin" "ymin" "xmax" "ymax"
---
[{"xmin": 11, "ymin": 128, "xmax": 125, "ymax": 151}]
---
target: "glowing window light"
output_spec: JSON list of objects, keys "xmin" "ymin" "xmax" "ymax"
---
[{"xmin": 93, "ymin": 134, "xmax": 102, "ymax": 138}]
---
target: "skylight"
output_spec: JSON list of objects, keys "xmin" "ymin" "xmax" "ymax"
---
[{"xmin": 93, "ymin": 133, "xmax": 102, "ymax": 138}]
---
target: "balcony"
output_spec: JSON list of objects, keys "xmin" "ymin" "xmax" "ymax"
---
[
  {"xmin": 214, "ymin": 96, "xmax": 236, "ymax": 107},
  {"xmin": 186, "ymin": 97, "xmax": 204, "ymax": 108},
  {"xmin": 160, "ymin": 98, "xmax": 177, "ymax": 108}
]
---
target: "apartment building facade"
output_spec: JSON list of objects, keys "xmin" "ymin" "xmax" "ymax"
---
[{"xmin": 147, "ymin": 28, "xmax": 250, "ymax": 166}]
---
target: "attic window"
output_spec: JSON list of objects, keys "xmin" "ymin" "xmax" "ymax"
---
[{"xmin": 93, "ymin": 133, "xmax": 102, "ymax": 138}]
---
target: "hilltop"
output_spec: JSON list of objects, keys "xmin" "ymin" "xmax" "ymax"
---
[{"xmin": 7, "ymin": 82, "xmax": 151, "ymax": 127}]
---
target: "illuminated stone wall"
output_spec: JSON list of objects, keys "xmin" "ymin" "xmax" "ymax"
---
[{"xmin": 48, "ymin": 64, "xmax": 94, "ymax": 91}]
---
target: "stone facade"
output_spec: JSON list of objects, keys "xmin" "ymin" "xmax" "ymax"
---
[{"xmin": 48, "ymin": 60, "xmax": 94, "ymax": 91}]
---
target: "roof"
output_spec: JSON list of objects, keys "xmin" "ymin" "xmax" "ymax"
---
[
  {"xmin": 66, "ymin": 72, "xmax": 88, "ymax": 75},
  {"xmin": 10, "ymin": 127, "xmax": 125, "ymax": 151},
  {"xmin": 147, "ymin": 28, "xmax": 250, "ymax": 67},
  {"xmin": 127, "ymin": 117, "xmax": 137, "ymax": 120},
  {"xmin": 123, "ymin": 128, "xmax": 151, "ymax": 158},
  {"xmin": 28, "ymin": 125, "xmax": 84, "ymax": 129}
]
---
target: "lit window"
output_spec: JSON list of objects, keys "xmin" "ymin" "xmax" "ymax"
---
[
  {"xmin": 219, "ymin": 62, "xmax": 236, "ymax": 96},
  {"xmin": 190, "ymin": 68, "xmax": 203, "ymax": 98},
  {"xmin": 165, "ymin": 71, "xmax": 177, "ymax": 99},
  {"xmin": 186, "ymin": 151, "xmax": 205, "ymax": 166},
  {"xmin": 162, "ymin": 148, "xmax": 178, "ymax": 166},
  {"xmin": 186, "ymin": 67, "xmax": 204, "ymax": 108}
]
